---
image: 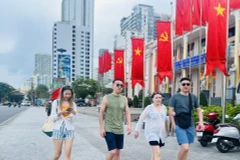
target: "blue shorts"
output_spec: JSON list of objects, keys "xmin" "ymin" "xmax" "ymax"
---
[
  {"xmin": 175, "ymin": 125, "xmax": 194, "ymax": 145},
  {"xmin": 52, "ymin": 123, "xmax": 74, "ymax": 140},
  {"xmin": 105, "ymin": 132, "xmax": 124, "ymax": 151}
]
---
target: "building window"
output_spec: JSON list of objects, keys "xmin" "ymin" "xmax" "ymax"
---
[
  {"xmin": 72, "ymin": 52, "xmax": 75, "ymax": 55},
  {"xmin": 72, "ymin": 43, "xmax": 75, "ymax": 46},
  {"xmin": 72, "ymin": 78, "xmax": 75, "ymax": 81},
  {"xmin": 229, "ymin": 27, "xmax": 235, "ymax": 38},
  {"xmin": 72, "ymin": 39, "xmax": 75, "ymax": 42},
  {"xmin": 72, "ymin": 65, "xmax": 75, "ymax": 68},
  {"xmin": 72, "ymin": 25, "xmax": 76, "ymax": 29},
  {"xmin": 187, "ymin": 43, "xmax": 194, "ymax": 56},
  {"xmin": 72, "ymin": 61, "xmax": 75, "ymax": 64},
  {"xmin": 72, "ymin": 69, "xmax": 75, "ymax": 72},
  {"xmin": 72, "ymin": 47, "xmax": 75, "ymax": 50},
  {"xmin": 72, "ymin": 34, "xmax": 76, "ymax": 37},
  {"xmin": 72, "ymin": 30, "xmax": 76, "ymax": 33}
]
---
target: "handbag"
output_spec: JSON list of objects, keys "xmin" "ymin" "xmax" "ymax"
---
[
  {"xmin": 42, "ymin": 117, "xmax": 54, "ymax": 137},
  {"xmin": 175, "ymin": 94, "xmax": 193, "ymax": 129},
  {"xmin": 42, "ymin": 100, "xmax": 59, "ymax": 137}
]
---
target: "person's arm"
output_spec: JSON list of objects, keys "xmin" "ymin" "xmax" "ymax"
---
[
  {"xmin": 99, "ymin": 96, "xmax": 107, "ymax": 138},
  {"xmin": 66, "ymin": 102, "xmax": 78, "ymax": 118},
  {"xmin": 124, "ymin": 97, "xmax": 132, "ymax": 135},
  {"xmin": 168, "ymin": 107, "xmax": 176, "ymax": 131},
  {"xmin": 195, "ymin": 96, "xmax": 204, "ymax": 129},
  {"xmin": 168, "ymin": 96, "xmax": 176, "ymax": 131},
  {"xmin": 134, "ymin": 106, "xmax": 149, "ymax": 139}
]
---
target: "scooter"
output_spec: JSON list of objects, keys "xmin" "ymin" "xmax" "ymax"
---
[
  {"xmin": 213, "ymin": 113, "xmax": 240, "ymax": 153},
  {"xmin": 196, "ymin": 112, "xmax": 221, "ymax": 147}
]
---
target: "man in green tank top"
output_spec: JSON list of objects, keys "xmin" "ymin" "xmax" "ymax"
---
[{"xmin": 99, "ymin": 79, "xmax": 132, "ymax": 160}]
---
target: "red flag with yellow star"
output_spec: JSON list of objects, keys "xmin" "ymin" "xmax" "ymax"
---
[
  {"xmin": 205, "ymin": 0, "xmax": 228, "ymax": 76},
  {"xmin": 156, "ymin": 21, "xmax": 172, "ymax": 83},
  {"xmin": 231, "ymin": 0, "xmax": 240, "ymax": 9},
  {"xmin": 175, "ymin": 0, "xmax": 184, "ymax": 36},
  {"xmin": 114, "ymin": 50, "xmax": 125, "ymax": 83},
  {"xmin": 131, "ymin": 38, "xmax": 144, "ymax": 88}
]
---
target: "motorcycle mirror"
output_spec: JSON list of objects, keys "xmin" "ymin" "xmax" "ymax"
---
[{"xmin": 233, "ymin": 113, "xmax": 240, "ymax": 120}]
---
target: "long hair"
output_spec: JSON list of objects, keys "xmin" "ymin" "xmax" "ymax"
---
[{"xmin": 59, "ymin": 85, "xmax": 74, "ymax": 108}]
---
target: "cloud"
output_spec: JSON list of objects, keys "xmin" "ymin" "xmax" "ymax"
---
[
  {"xmin": 0, "ymin": 37, "xmax": 17, "ymax": 54},
  {"xmin": 0, "ymin": 65, "xmax": 27, "ymax": 89},
  {"xmin": 0, "ymin": 0, "xmax": 172, "ymax": 87}
]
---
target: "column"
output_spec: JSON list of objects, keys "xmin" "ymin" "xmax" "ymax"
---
[
  {"xmin": 182, "ymin": 35, "xmax": 188, "ymax": 77},
  {"xmin": 234, "ymin": 10, "xmax": 240, "ymax": 85}
]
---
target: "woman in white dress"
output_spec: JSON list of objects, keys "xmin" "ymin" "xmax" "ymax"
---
[{"xmin": 134, "ymin": 92, "xmax": 168, "ymax": 160}]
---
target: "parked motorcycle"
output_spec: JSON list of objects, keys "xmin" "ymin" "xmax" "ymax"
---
[
  {"xmin": 196, "ymin": 112, "xmax": 221, "ymax": 147},
  {"xmin": 214, "ymin": 113, "xmax": 240, "ymax": 153}
]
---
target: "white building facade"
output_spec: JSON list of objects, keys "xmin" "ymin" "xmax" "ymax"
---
[{"xmin": 52, "ymin": 0, "xmax": 94, "ymax": 82}]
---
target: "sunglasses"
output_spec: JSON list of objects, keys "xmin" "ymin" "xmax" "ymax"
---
[
  {"xmin": 181, "ymin": 83, "xmax": 190, "ymax": 86},
  {"xmin": 116, "ymin": 83, "xmax": 124, "ymax": 88}
]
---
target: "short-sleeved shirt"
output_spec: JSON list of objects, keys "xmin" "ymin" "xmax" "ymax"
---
[{"xmin": 169, "ymin": 93, "xmax": 199, "ymax": 126}]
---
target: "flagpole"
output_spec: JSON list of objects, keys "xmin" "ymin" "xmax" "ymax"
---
[
  {"xmin": 170, "ymin": 1, "xmax": 175, "ymax": 95},
  {"xmin": 142, "ymin": 22, "xmax": 146, "ymax": 109},
  {"xmin": 222, "ymin": 0, "xmax": 230, "ymax": 123},
  {"xmin": 198, "ymin": 0, "xmax": 203, "ymax": 103}
]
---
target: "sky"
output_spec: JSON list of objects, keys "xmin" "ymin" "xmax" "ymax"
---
[{"xmin": 0, "ymin": 0, "xmax": 172, "ymax": 88}]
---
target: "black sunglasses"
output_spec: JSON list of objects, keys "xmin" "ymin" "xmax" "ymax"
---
[
  {"xmin": 116, "ymin": 84, "xmax": 124, "ymax": 88},
  {"xmin": 181, "ymin": 83, "xmax": 190, "ymax": 86}
]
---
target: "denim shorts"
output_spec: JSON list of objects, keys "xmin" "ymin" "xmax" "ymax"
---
[
  {"xmin": 175, "ymin": 125, "xmax": 194, "ymax": 145},
  {"xmin": 52, "ymin": 123, "xmax": 74, "ymax": 140}
]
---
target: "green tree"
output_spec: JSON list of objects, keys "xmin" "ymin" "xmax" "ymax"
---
[
  {"xmin": 200, "ymin": 92, "xmax": 208, "ymax": 107},
  {"xmin": 0, "ymin": 82, "xmax": 15, "ymax": 102},
  {"xmin": 72, "ymin": 78, "xmax": 99, "ymax": 99},
  {"xmin": 35, "ymin": 84, "xmax": 49, "ymax": 99},
  {"xmin": 144, "ymin": 96, "xmax": 151, "ymax": 108},
  {"xmin": 133, "ymin": 95, "xmax": 139, "ymax": 108},
  {"xmin": 103, "ymin": 88, "xmax": 113, "ymax": 94}
]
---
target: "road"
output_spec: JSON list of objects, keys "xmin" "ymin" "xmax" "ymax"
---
[
  {"xmin": 0, "ymin": 107, "xmax": 239, "ymax": 160},
  {"xmin": 0, "ymin": 105, "xmax": 27, "ymax": 125}
]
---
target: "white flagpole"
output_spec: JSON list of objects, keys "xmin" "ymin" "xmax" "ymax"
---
[
  {"xmin": 222, "ymin": 0, "xmax": 230, "ymax": 123},
  {"xmin": 170, "ymin": 1, "xmax": 175, "ymax": 95}
]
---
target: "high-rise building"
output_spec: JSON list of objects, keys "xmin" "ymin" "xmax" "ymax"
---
[
  {"xmin": 33, "ymin": 53, "xmax": 51, "ymax": 88},
  {"xmin": 120, "ymin": 4, "xmax": 170, "ymax": 42},
  {"xmin": 52, "ymin": 0, "xmax": 94, "ymax": 82},
  {"xmin": 34, "ymin": 53, "xmax": 51, "ymax": 76}
]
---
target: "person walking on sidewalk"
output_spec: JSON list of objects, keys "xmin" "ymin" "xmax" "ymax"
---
[
  {"xmin": 134, "ymin": 92, "xmax": 169, "ymax": 160},
  {"xmin": 99, "ymin": 79, "xmax": 132, "ymax": 160},
  {"xmin": 169, "ymin": 77, "xmax": 204, "ymax": 160},
  {"xmin": 50, "ymin": 85, "xmax": 77, "ymax": 160}
]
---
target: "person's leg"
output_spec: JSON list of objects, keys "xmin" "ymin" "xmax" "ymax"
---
[
  {"xmin": 53, "ymin": 139, "xmax": 63, "ymax": 160},
  {"xmin": 105, "ymin": 132, "xmax": 118, "ymax": 160},
  {"xmin": 64, "ymin": 138, "xmax": 74, "ymax": 160},
  {"xmin": 175, "ymin": 126, "xmax": 189, "ymax": 160},
  {"xmin": 106, "ymin": 149, "xmax": 117, "ymax": 160},
  {"xmin": 151, "ymin": 146, "xmax": 161, "ymax": 160},
  {"xmin": 113, "ymin": 149, "xmax": 120, "ymax": 160},
  {"xmin": 114, "ymin": 134, "xmax": 124, "ymax": 160},
  {"xmin": 178, "ymin": 126, "xmax": 194, "ymax": 160},
  {"xmin": 178, "ymin": 144, "xmax": 190, "ymax": 160}
]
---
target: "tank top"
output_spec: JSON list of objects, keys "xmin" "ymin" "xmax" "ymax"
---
[
  {"xmin": 104, "ymin": 94, "xmax": 126, "ymax": 134},
  {"xmin": 61, "ymin": 106, "xmax": 70, "ymax": 117}
]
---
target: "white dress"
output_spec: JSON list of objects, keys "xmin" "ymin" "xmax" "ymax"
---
[{"xmin": 135, "ymin": 104, "xmax": 167, "ymax": 143}]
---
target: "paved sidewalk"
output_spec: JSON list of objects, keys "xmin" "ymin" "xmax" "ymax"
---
[{"xmin": 0, "ymin": 107, "xmax": 239, "ymax": 160}]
